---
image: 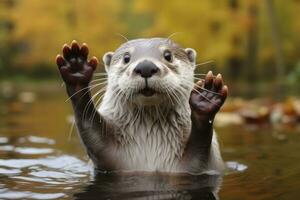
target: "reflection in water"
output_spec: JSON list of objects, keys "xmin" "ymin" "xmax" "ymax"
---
[
  {"xmin": 75, "ymin": 172, "xmax": 223, "ymax": 200},
  {"xmin": 0, "ymin": 134, "xmax": 225, "ymax": 200},
  {"xmin": 0, "ymin": 135, "xmax": 92, "ymax": 199},
  {"xmin": 0, "ymin": 155, "xmax": 90, "ymax": 172},
  {"xmin": 0, "ymin": 135, "xmax": 224, "ymax": 200},
  {"xmin": 226, "ymin": 161, "xmax": 248, "ymax": 172},
  {"xmin": 1, "ymin": 89, "xmax": 300, "ymax": 199},
  {"xmin": 0, "ymin": 190, "xmax": 65, "ymax": 200}
]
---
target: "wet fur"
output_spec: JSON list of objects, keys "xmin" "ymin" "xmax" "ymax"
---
[
  {"xmin": 57, "ymin": 38, "xmax": 225, "ymax": 173},
  {"xmin": 97, "ymin": 38, "xmax": 223, "ymax": 172},
  {"xmin": 99, "ymin": 94, "xmax": 192, "ymax": 171}
]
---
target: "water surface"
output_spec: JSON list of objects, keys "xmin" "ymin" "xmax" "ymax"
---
[{"xmin": 0, "ymin": 83, "xmax": 299, "ymax": 199}]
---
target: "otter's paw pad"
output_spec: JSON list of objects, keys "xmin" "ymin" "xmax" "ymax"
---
[
  {"xmin": 190, "ymin": 71, "xmax": 228, "ymax": 117},
  {"xmin": 56, "ymin": 40, "xmax": 98, "ymax": 86}
]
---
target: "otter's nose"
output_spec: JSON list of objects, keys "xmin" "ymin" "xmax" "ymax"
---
[{"xmin": 134, "ymin": 60, "xmax": 159, "ymax": 78}]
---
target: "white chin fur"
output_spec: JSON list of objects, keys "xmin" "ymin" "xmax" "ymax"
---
[{"xmin": 133, "ymin": 94, "xmax": 163, "ymax": 106}]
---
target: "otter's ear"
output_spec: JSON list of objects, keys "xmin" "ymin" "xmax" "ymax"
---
[
  {"xmin": 185, "ymin": 48, "xmax": 197, "ymax": 64},
  {"xmin": 102, "ymin": 52, "xmax": 114, "ymax": 71}
]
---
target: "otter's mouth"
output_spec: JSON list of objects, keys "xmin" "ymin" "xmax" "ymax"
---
[{"xmin": 140, "ymin": 87, "xmax": 156, "ymax": 97}]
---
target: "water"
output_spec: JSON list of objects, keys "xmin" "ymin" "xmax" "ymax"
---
[{"xmin": 0, "ymin": 83, "xmax": 300, "ymax": 199}]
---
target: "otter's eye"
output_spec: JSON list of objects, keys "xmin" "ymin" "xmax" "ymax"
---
[
  {"xmin": 123, "ymin": 53, "xmax": 131, "ymax": 64},
  {"xmin": 163, "ymin": 50, "xmax": 172, "ymax": 62}
]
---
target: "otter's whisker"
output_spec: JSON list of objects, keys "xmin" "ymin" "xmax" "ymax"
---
[
  {"xmin": 94, "ymin": 92, "xmax": 106, "ymax": 108},
  {"xmin": 194, "ymin": 74, "xmax": 217, "ymax": 78},
  {"xmin": 167, "ymin": 88, "xmax": 181, "ymax": 106},
  {"xmin": 65, "ymin": 82, "xmax": 106, "ymax": 102},
  {"xmin": 114, "ymin": 88, "xmax": 126, "ymax": 108},
  {"xmin": 93, "ymin": 73, "xmax": 108, "ymax": 77},
  {"xmin": 192, "ymin": 88, "xmax": 220, "ymax": 107},
  {"xmin": 166, "ymin": 32, "xmax": 183, "ymax": 41},
  {"xmin": 132, "ymin": 103, "xmax": 141, "ymax": 125},
  {"xmin": 193, "ymin": 78, "xmax": 205, "ymax": 82},
  {"xmin": 177, "ymin": 84, "xmax": 189, "ymax": 97},
  {"xmin": 124, "ymin": 88, "xmax": 132, "ymax": 102},
  {"xmin": 68, "ymin": 116, "xmax": 75, "ymax": 141},
  {"xmin": 166, "ymin": 88, "xmax": 176, "ymax": 105},
  {"xmin": 131, "ymin": 108, "xmax": 139, "ymax": 125},
  {"xmin": 114, "ymin": 89, "xmax": 123, "ymax": 103},
  {"xmin": 180, "ymin": 78, "xmax": 221, "ymax": 96},
  {"xmin": 115, "ymin": 33, "xmax": 129, "ymax": 42},
  {"xmin": 90, "ymin": 79, "xmax": 108, "ymax": 84},
  {"xmin": 164, "ymin": 87, "xmax": 175, "ymax": 106},
  {"xmin": 193, "ymin": 84, "xmax": 221, "ymax": 96},
  {"xmin": 129, "ymin": 85, "xmax": 136, "ymax": 106},
  {"xmin": 84, "ymin": 92, "xmax": 105, "ymax": 124},
  {"xmin": 65, "ymin": 84, "xmax": 97, "ymax": 102},
  {"xmin": 194, "ymin": 60, "xmax": 215, "ymax": 68},
  {"xmin": 81, "ymin": 84, "xmax": 106, "ymax": 109},
  {"xmin": 82, "ymin": 87, "xmax": 106, "ymax": 122},
  {"xmin": 93, "ymin": 75, "xmax": 108, "ymax": 77},
  {"xmin": 82, "ymin": 94, "xmax": 100, "ymax": 122},
  {"xmin": 156, "ymin": 105, "xmax": 167, "ymax": 124},
  {"xmin": 91, "ymin": 93, "xmax": 106, "ymax": 123},
  {"xmin": 170, "ymin": 89, "xmax": 181, "ymax": 105}
]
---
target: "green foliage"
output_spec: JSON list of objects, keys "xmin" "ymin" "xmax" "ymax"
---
[{"xmin": 287, "ymin": 61, "xmax": 300, "ymax": 85}]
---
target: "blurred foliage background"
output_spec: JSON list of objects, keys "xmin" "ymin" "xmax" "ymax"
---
[
  {"xmin": 0, "ymin": 0, "xmax": 299, "ymax": 98},
  {"xmin": 0, "ymin": 2, "xmax": 300, "ymax": 198}
]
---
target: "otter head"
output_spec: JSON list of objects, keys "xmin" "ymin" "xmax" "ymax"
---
[{"xmin": 103, "ymin": 38, "xmax": 196, "ymax": 107}]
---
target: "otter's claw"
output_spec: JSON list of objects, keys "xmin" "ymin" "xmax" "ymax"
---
[
  {"xmin": 190, "ymin": 71, "xmax": 228, "ymax": 118},
  {"xmin": 56, "ymin": 40, "xmax": 98, "ymax": 86}
]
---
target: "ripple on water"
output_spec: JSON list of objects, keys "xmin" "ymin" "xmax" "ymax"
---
[
  {"xmin": 0, "ymin": 135, "xmax": 92, "ymax": 199},
  {"xmin": 226, "ymin": 161, "xmax": 248, "ymax": 173},
  {"xmin": 0, "ymin": 145, "xmax": 54, "ymax": 155},
  {"xmin": 0, "ymin": 155, "xmax": 92, "ymax": 199},
  {"xmin": 0, "ymin": 155, "xmax": 91, "ymax": 173},
  {"xmin": 0, "ymin": 190, "xmax": 65, "ymax": 200},
  {"xmin": 0, "ymin": 168, "xmax": 21, "ymax": 175},
  {"xmin": 19, "ymin": 136, "xmax": 56, "ymax": 145},
  {"xmin": 0, "ymin": 137, "xmax": 8, "ymax": 144},
  {"xmin": 0, "ymin": 136, "xmax": 56, "ymax": 155},
  {"xmin": 15, "ymin": 147, "xmax": 54, "ymax": 154},
  {"xmin": 0, "ymin": 145, "xmax": 14, "ymax": 151},
  {"xmin": 0, "ymin": 135, "xmax": 251, "ymax": 200}
]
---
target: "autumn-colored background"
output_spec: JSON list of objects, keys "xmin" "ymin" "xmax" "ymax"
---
[
  {"xmin": 0, "ymin": 1, "xmax": 300, "ymax": 199},
  {"xmin": 0, "ymin": 0, "xmax": 299, "ymax": 98}
]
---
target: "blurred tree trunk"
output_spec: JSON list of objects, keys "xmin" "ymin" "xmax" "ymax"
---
[
  {"xmin": 226, "ymin": 0, "xmax": 244, "ymax": 96},
  {"xmin": 265, "ymin": 0, "xmax": 285, "ymax": 99},
  {"xmin": 244, "ymin": 0, "xmax": 259, "ymax": 98},
  {"xmin": 0, "ymin": 0, "xmax": 16, "ymax": 75}
]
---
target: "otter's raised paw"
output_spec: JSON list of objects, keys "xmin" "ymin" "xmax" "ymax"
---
[
  {"xmin": 56, "ymin": 40, "xmax": 98, "ymax": 87},
  {"xmin": 190, "ymin": 71, "xmax": 228, "ymax": 120}
]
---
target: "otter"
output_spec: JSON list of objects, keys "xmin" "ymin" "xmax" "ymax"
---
[{"xmin": 56, "ymin": 38, "xmax": 228, "ymax": 173}]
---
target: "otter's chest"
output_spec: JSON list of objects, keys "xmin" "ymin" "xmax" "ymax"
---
[{"xmin": 110, "ymin": 119, "xmax": 190, "ymax": 171}]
